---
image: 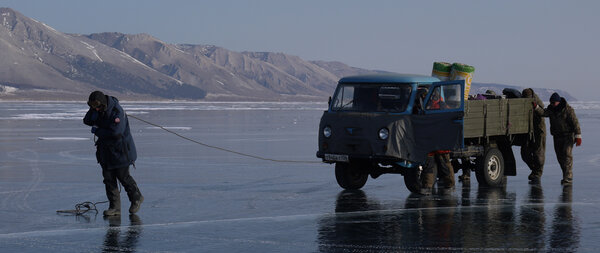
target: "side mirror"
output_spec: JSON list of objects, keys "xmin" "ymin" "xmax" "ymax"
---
[{"xmin": 328, "ymin": 96, "xmax": 332, "ymax": 106}]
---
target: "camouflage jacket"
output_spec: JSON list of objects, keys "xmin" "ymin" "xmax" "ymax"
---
[
  {"xmin": 530, "ymin": 93, "xmax": 546, "ymax": 138},
  {"xmin": 535, "ymin": 98, "xmax": 581, "ymax": 138}
]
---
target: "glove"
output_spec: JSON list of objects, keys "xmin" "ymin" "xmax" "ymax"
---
[
  {"xmin": 91, "ymin": 126, "xmax": 98, "ymax": 134},
  {"xmin": 575, "ymin": 138, "xmax": 582, "ymax": 146}
]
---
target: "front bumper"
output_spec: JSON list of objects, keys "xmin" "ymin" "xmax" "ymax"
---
[{"xmin": 316, "ymin": 151, "xmax": 418, "ymax": 168}]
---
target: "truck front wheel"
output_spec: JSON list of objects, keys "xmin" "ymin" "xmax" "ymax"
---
[
  {"xmin": 404, "ymin": 167, "xmax": 422, "ymax": 194},
  {"xmin": 335, "ymin": 162, "xmax": 368, "ymax": 190},
  {"xmin": 475, "ymin": 148, "xmax": 505, "ymax": 187}
]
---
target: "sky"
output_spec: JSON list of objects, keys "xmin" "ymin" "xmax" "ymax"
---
[{"xmin": 2, "ymin": 0, "xmax": 599, "ymax": 100}]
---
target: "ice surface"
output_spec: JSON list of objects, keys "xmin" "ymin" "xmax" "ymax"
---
[
  {"xmin": 0, "ymin": 101, "xmax": 598, "ymax": 252},
  {"xmin": 145, "ymin": 126, "xmax": 192, "ymax": 130},
  {"xmin": 37, "ymin": 137, "xmax": 90, "ymax": 141}
]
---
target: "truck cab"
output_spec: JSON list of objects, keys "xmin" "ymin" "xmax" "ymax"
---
[{"xmin": 317, "ymin": 73, "xmax": 465, "ymax": 191}]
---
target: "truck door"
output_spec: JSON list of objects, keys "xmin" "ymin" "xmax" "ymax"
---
[{"xmin": 412, "ymin": 80, "xmax": 465, "ymax": 160}]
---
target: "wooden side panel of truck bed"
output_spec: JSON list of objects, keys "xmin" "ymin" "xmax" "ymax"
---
[{"xmin": 463, "ymin": 98, "xmax": 533, "ymax": 139}]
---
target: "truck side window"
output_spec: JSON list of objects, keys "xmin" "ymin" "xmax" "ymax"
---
[
  {"xmin": 332, "ymin": 85, "xmax": 355, "ymax": 110},
  {"xmin": 426, "ymin": 84, "xmax": 462, "ymax": 110},
  {"xmin": 426, "ymin": 87, "xmax": 445, "ymax": 110},
  {"xmin": 442, "ymin": 84, "xmax": 462, "ymax": 109}
]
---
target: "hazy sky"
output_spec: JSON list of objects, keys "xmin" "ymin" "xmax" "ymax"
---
[{"xmin": 3, "ymin": 0, "xmax": 599, "ymax": 100}]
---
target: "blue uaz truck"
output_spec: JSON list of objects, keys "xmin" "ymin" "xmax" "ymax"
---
[{"xmin": 317, "ymin": 73, "xmax": 534, "ymax": 193}]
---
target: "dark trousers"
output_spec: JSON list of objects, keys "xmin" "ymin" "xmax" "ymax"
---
[
  {"xmin": 520, "ymin": 135, "xmax": 546, "ymax": 176},
  {"xmin": 101, "ymin": 165, "xmax": 142, "ymax": 208},
  {"xmin": 553, "ymin": 135, "xmax": 574, "ymax": 181}
]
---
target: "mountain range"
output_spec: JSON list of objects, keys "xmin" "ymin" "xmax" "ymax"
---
[{"xmin": 0, "ymin": 7, "xmax": 574, "ymax": 102}]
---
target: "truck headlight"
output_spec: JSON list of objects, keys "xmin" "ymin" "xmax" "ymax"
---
[
  {"xmin": 378, "ymin": 128, "xmax": 389, "ymax": 140},
  {"xmin": 323, "ymin": 126, "xmax": 332, "ymax": 138}
]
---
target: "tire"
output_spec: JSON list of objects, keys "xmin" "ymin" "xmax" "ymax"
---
[
  {"xmin": 404, "ymin": 161, "xmax": 437, "ymax": 194},
  {"xmin": 403, "ymin": 167, "xmax": 423, "ymax": 193},
  {"xmin": 335, "ymin": 162, "xmax": 368, "ymax": 190},
  {"xmin": 475, "ymin": 148, "xmax": 505, "ymax": 187}
]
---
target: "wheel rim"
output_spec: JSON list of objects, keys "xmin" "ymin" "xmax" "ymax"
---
[{"xmin": 487, "ymin": 155, "xmax": 501, "ymax": 180}]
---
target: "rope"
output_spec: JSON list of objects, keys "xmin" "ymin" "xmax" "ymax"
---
[
  {"xmin": 126, "ymin": 114, "xmax": 321, "ymax": 164},
  {"xmin": 56, "ymin": 200, "xmax": 108, "ymax": 216}
]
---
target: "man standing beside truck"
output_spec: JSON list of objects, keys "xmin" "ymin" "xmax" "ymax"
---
[
  {"xmin": 521, "ymin": 88, "xmax": 546, "ymax": 183},
  {"xmin": 535, "ymin": 92, "xmax": 581, "ymax": 185}
]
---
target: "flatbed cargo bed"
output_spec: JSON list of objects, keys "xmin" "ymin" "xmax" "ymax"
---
[{"xmin": 464, "ymin": 98, "xmax": 533, "ymax": 139}]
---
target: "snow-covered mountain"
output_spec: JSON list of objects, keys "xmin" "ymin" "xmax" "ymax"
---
[
  {"xmin": 0, "ymin": 8, "xmax": 361, "ymax": 101},
  {"xmin": 0, "ymin": 8, "xmax": 207, "ymax": 100}
]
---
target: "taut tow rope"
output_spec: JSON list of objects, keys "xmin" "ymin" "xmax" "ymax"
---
[{"xmin": 126, "ymin": 114, "xmax": 321, "ymax": 164}]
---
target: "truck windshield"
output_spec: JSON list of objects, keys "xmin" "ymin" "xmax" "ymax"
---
[{"xmin": 331, "ymin": 84, "xmax": 412, "ymax": 112}]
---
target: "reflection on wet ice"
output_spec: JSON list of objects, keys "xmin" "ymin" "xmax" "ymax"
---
[
  {"xmin": 317, "ymin": 185, "xmax": 581, "ymax": 252},
  {"xmin": 519, "ymin": 185, "xmax": 545, "ymax": 249},
  {"xmin": 102, "ymin": 214, "xmax": 142, "ymax": 252},
  {"xmin": 550, "ymin": 186, "xmax": 580, "ymax": 252}
]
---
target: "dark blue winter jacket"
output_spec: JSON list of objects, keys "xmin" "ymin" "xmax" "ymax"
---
[{"xmin": 83, "ymin": 96, "xmax": 137, "ymax": 169}]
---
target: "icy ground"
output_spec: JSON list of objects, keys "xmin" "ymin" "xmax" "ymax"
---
[{"xmin": 0, "ymin": 101, "xmax": 599, "ymax": 252}]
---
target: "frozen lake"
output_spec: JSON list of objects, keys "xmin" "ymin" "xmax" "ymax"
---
[{"xmin": 1, "ymin": 101, "xmax": 599, "ymax": 252}]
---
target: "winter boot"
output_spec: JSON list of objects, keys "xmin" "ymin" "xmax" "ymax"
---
[
  {"xmin": 421, "ymin": 173, "xmax": 435, "ymax": 189},
  {"xmin": 438, "ymin": 187, "xmax": 454, "ymax": 195},
  {"xmin": 440, "ymin": 175, "xmax": 455, "ymax": 189},
  {"xmin": 561, "ymin": 179, "xmax": 573, "ymax": 185},
  {"xmin": 129, "ymin": 195, "xmax": 144, "ymax": 214},
  {"xmin": 419, "ymin": 187, "xmax": 432, "ymax": 196},
  {"xmin": 103, "ymin": 201, "xmax": 121, "ymax": 216},
  {"xmin": 528, "ymin": 172, "xmax": 540, "ymax": 184},
  {"xmin": 528, "ymin": 173, "xmax": 537, "ymax": 181},
  {"xmin": 419, "ymin": 173, "xmax": 436, "ymax": 196}
]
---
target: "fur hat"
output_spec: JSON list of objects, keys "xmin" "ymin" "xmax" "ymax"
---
[
  {"xmin": 87, "ymin": 91, "xmax": 107, "ymax": 108},
  {"xmin": 549, "ymin": 92, "xmax": 561, "ymax": 103}
]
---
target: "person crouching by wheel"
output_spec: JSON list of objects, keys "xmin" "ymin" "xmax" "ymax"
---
[
  {"xmin": 83, "ymin": 91, "xmax": 143, "ymax": 216},
  {"xmin": 420, "ymin": 151, "xmax": 455, "ymax": 195}
]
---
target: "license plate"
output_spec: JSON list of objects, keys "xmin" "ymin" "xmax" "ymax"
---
[{"xmin": 324, "ymin": 154, "xmax": 349, "ymax": 162}]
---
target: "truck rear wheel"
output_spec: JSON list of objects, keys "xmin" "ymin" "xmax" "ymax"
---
[
  {"xmin": 475, "ymin": 148, "xmax": 505, "ymax": 187},
  {"xmin": 335, "ymin": 162, "xmax": 368, "ymax": 190}
]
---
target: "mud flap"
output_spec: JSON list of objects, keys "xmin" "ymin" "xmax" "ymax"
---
[{"xmin": 498, "ymin": 141, "xmax": 516, "ymax": 176}]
